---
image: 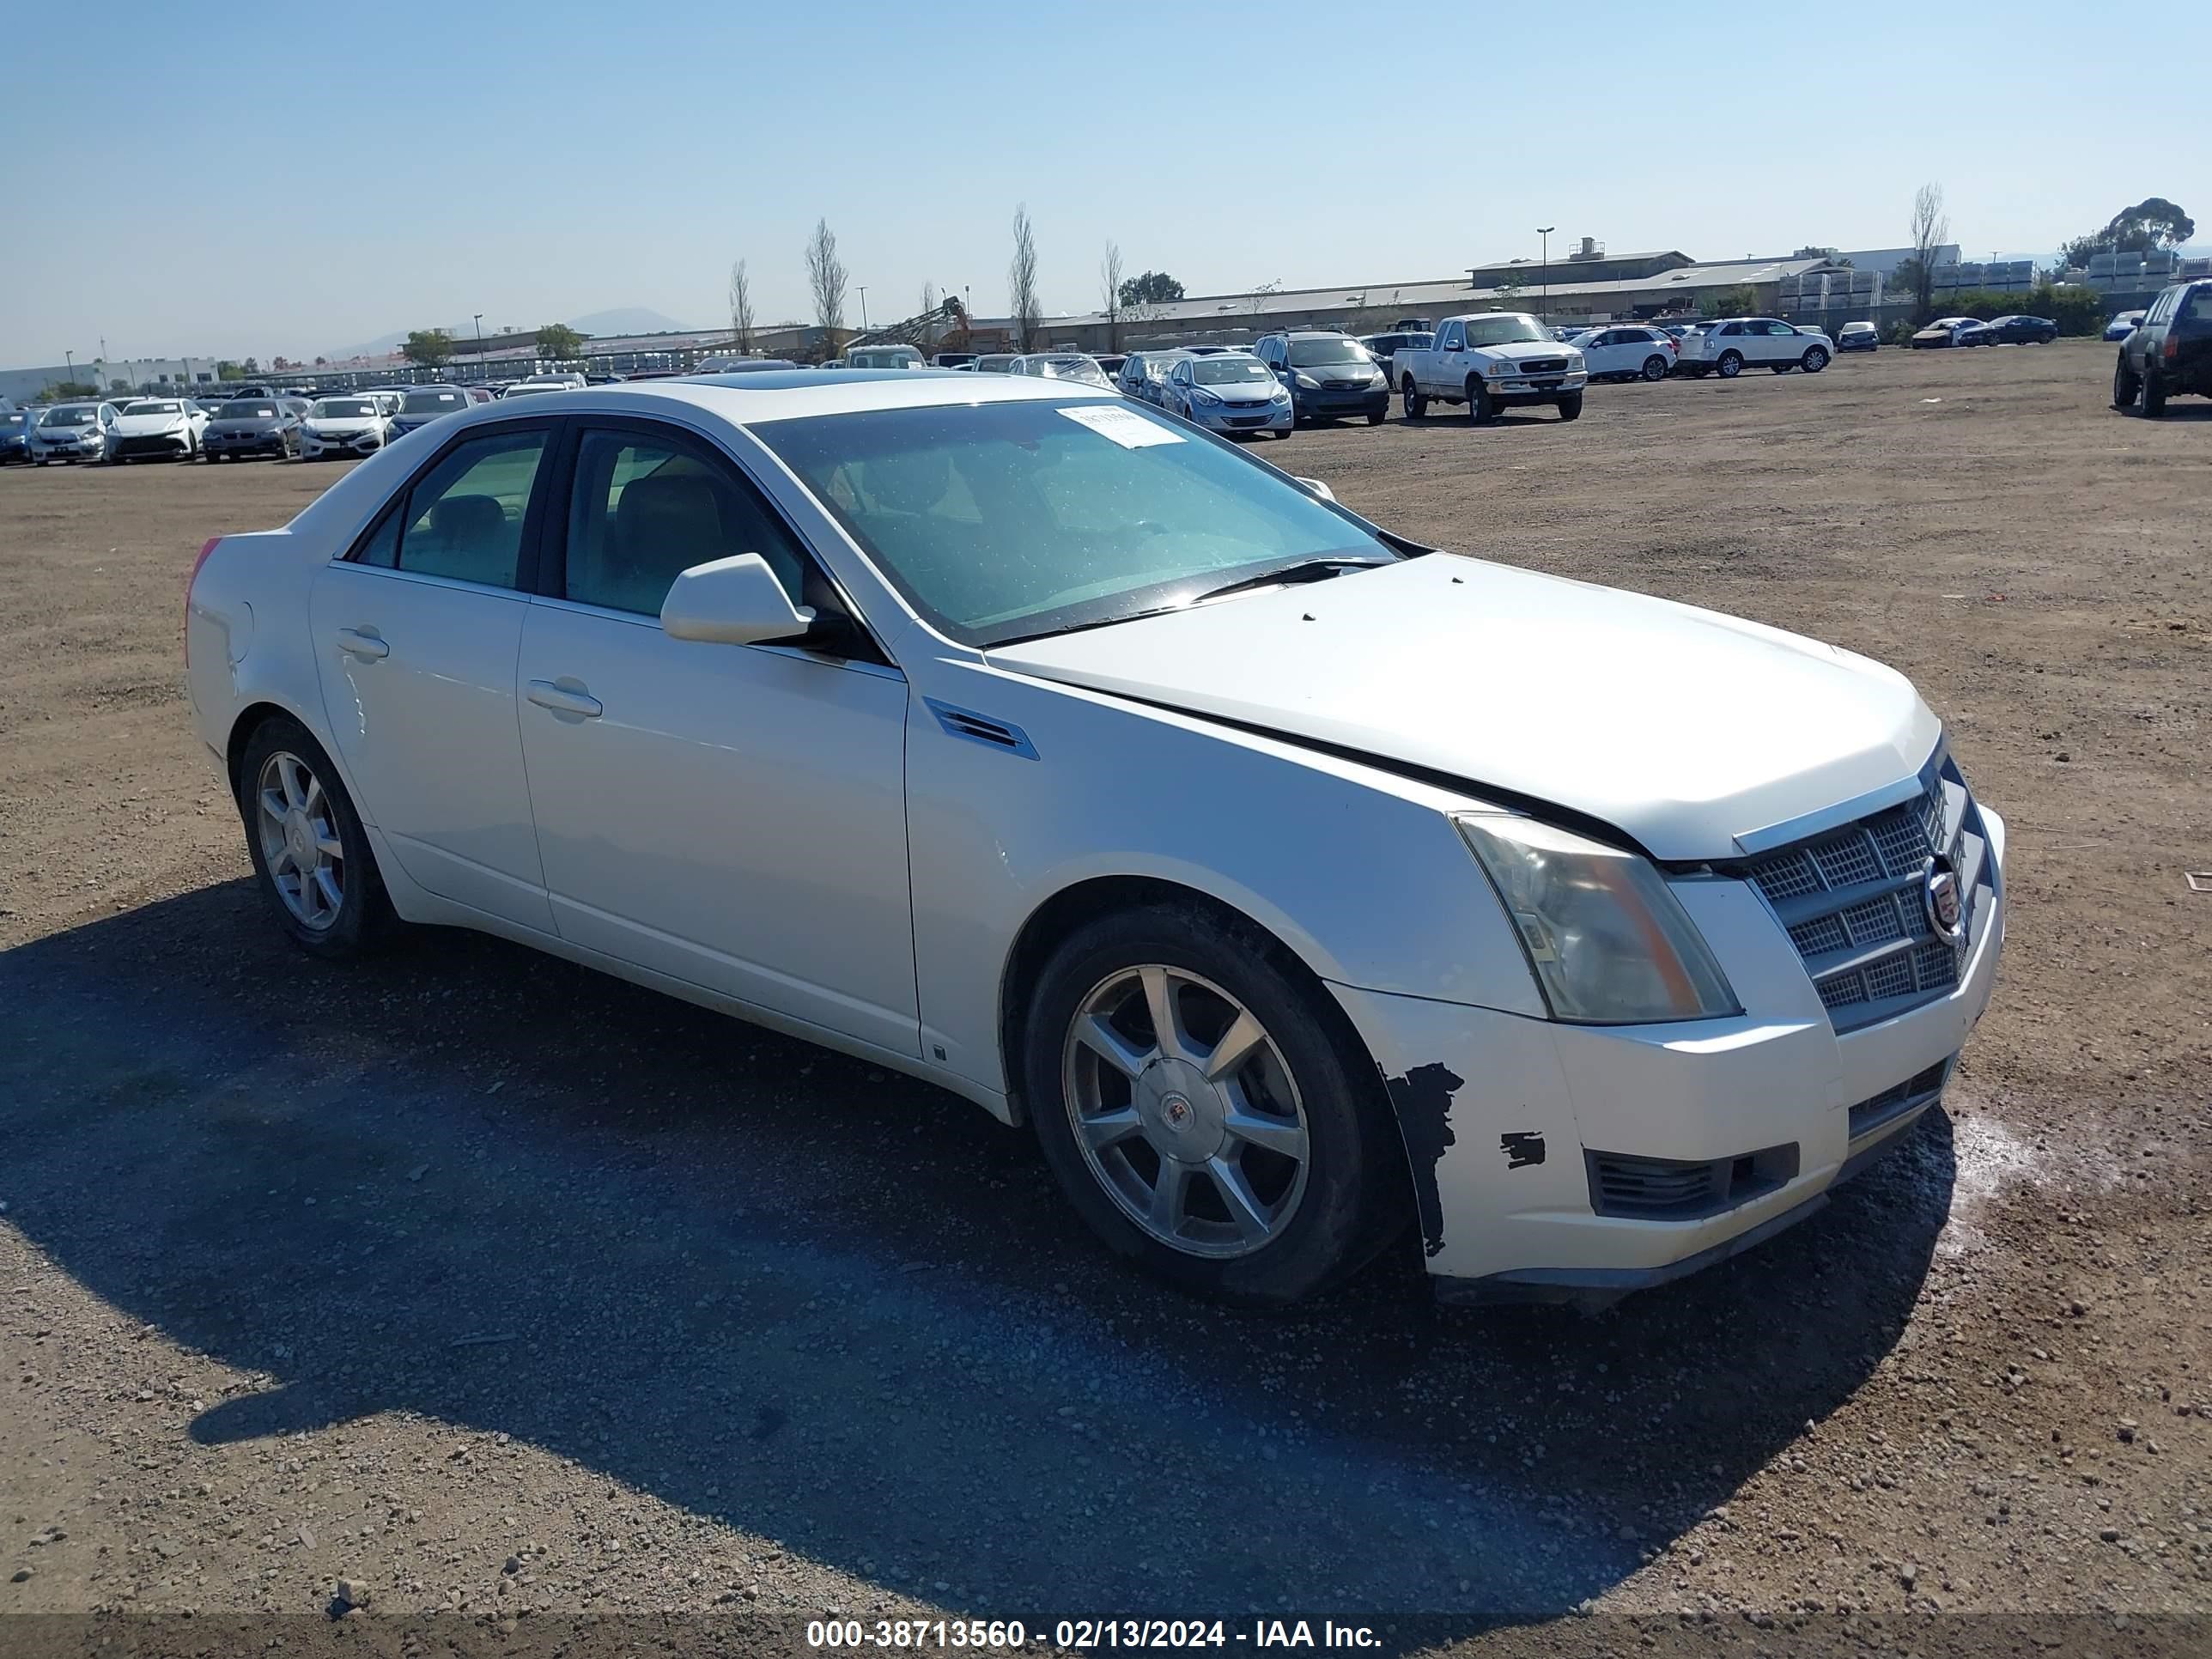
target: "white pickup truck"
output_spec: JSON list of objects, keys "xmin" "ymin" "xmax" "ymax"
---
[{"xmin": 1390, "ymin": 312, "xmax": 1589, "ymax": 422}]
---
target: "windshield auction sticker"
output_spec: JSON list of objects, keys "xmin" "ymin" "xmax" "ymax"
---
[{"xmin": 1057, "ymin": 404, "xmax": 1185, "ymax": 448}]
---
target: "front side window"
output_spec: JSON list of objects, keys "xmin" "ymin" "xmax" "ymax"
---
[
  {"xmin": 755, "ymin": 398, "xmax": 1395, "ymax": 647},
  {"xmin": 380, "ymin": 428, "xmax": 548, "ymax": 588},
  {"xmin": 564, "ymin": 428, "xmax": 806, "ymax": 615}
]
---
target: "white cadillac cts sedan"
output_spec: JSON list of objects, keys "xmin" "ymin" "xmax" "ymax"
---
[{"xmin": 185, "ymin": 371, "xmax": 2006, "ymax": 1307}]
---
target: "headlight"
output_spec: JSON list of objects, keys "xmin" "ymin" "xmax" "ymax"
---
[
  {"xmin": 1191, "ymin": 388, "xmax": 1223, "ymax": 407},
  {"xmin": 1293, "ymin": 373, "xmax": 1319, "ymax": 390},
  {"xmin": 1488, "ymin": 360, "xmax": 1514, "ymax": 376},
  {"xmin": 1269, "ymin": 386, "xmax": 1291, "ymax": 404},
  {"xmin": 1455, "ymin": 813, "xmax": 1737, "ymax": 1024}
]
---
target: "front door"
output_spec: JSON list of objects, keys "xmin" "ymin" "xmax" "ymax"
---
[
  {"xmin": 514, "ymin": 418, "xmax": 920, "ymax": 1056},
  {"xmin": 308, "ymin": 421, "xmax": 558, "ymax": 930}
]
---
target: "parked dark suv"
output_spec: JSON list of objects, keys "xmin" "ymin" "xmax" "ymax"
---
[
  {"xmin": 2113, "ymin": 280, "xmax": 2212, "ymax": 417},
  {"xmin": 1252, "ymin": 331, "xmax": 1389, "ymax": 426}
]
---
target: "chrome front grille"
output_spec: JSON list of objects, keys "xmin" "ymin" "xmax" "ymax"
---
[{"xmin": 1735, "ymin": 750, "xmax": 1993, "ymax": 1032}]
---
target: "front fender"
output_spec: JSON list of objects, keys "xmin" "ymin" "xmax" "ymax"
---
[{"xmin": 904, "ymin": 660, "xmax": 1545, "ymax": 1097}]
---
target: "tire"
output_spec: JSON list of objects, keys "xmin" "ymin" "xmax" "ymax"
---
[
  {"xmin": 235, "ymin": 714, "xmax": 392, "ymax": 960},
  {"xmin": 1401, "ymin": 379, "xmax": 1427, "ymax": 420},
  {"xmin": 1023, "ymin": 901, "xmax": 1403, "ymax": 1305},
  {"xmin": 2141, "ymin": 370, "xmax": 2167, "ymax": 418},
  {"xmin": 1365, "ymin": 409, "xmax": 1386, "ymax": 426},
  {"xmin": 1801, "ymin": 346, "xmax": 1828, "ymax": 373},
  {"xmin": 1467, "ymin": 377, "xmax": 1494, "ymax": 423},
  {"xmin": 1555, "ymin": 391, "xmax": 1583, "ymax": 421},
  {"xmin": 1640, "ymin": 355, "xmax": 1669, "ymax": 381},
  {"xmin": 2112, "ymin": 356, "xmax": 2141, "ymax": 410},
  {"xmin": 1717, "ymin": 350, "xmax": 1744, "ymax": 378}
]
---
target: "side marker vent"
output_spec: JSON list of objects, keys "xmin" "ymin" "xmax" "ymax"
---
[{"xmin": 925, "ymin": 698, "xmax": 1037, "ymax": 760}]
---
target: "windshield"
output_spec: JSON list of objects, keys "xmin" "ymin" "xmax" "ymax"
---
[
  {"xmin": 41, "ymin": 405, "xmax": 96, "ymax": 427},
  {"xmin": 754, "ymin": 399, "xmax": 1394, "ymax": 647},
  {"xmin": 313, "ymin": 398, "xmax": 375, "ymax": 418},
  {"xmin": 1193, "ymin": 357, "xmax": 1272, "ymax": 386},
  {"xmin": 401, "ymin": 390, "xmax": 465, "ymax": 413},
  {"xmin": 1, "ymin": 413, "xmax": 22, "ymax": 431},
  {"xmin": 218, "ymin": 403, "xmax": 277, "ymax": 420},
  {"xmin": 1462, "ymin": 314, "xmax": 1549, "ymax": 347},
  {"xmin": 1034, "ymin": 358, "xmax": 1113, "ymax": 386},
  {"xmin": 124, "ymin": 401, "xmax": 182, "ymax": 416},
  {"xmin": 1285, "ymin": 338, "xmax": 1370, "ymax": 367}
]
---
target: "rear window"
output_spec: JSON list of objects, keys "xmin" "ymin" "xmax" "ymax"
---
[{"xmin": 2179, "ymin": 289, "xmax": 2212, "ymax": 324}]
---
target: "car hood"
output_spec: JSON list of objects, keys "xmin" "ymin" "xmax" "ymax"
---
[
  {"xmin": 114, "ymin": 413, "xmax": 191, "ymax": 435},
  {"xmin": 986, "ymin": 556, "xmax": 1938, "ymax": 861}
]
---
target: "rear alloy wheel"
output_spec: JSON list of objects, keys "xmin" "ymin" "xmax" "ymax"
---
[
  {"xmin": 238, "ymin": 715, "xmax": 392, "ymax": 958},
  {"xmin": 1801, "ymin": 346, "xmax": 1829, "ymax": 373},
  {"xmin": 1025, "ymin": 904, "xmax": 1402, "ymax": 1305},
  {"xmin": 1401, "ymin": 380, "xmax": 1427, "ymax": 419},
  {"xmin": 1641, "ymin": 354, "xmax": 1669, "ymax": 381},
  {"xmin": 1717, "ymin": 350, "xmax": 1744, "ymax": 378},
  {"xmin": 2112, "ymin": 356, "xmax": 2142, "ymax": 410}
]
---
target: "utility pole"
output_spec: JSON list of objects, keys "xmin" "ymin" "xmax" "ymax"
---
[
  {"xmin": 64, "ymin": 350, "xmax": 76, "ymax": 388},
  {"xmin": 858, "ymin": 287, "xmax": 869, "ymax": 331},
  {"xmin": 473, "ymin": 314, "xmax": 485, "ymax": 383},
  {"xmin": 1537, "ymin": 227, "xmax": 1555, "ymax": 325}
]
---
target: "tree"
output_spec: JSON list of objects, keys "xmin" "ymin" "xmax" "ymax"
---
[
  {"xmin": 805, "ymin": 219, "xmax": 848, "ymax": 360},
  {"xmin": 243, "ymin": 358, "xmax": 259, "ymax": 374},
  {"xmin": 921, "ymin": 280, "xmax": 939, "ymax": 316},
  {"xmin": 403, "ymin": 329, "xmax": 453, "ymax": 367},
  {"xmin": 1099, "ymin": 241, "xmax": 1125, "ymax": 352},
  {"xmin": 2061, "ymin": 197, "xmax": 2196, "ymax": 267},
  {"xmin": 216, "ymin": 362, "xmax": 243, "ymax": 381},
  {"xmin": 535, "ymin": 323, "xmax": 585, "ymax": 361},
  {"xmin": 313, "ymin": 356, "xmax": 328, "ymax": 368},
  {"xmin": 1701, "ymin": 283, "xmax": 1765, "ymax": 319},
  {"xmin": 1008, "ymin": 204, "xmax": 1041, "ymax": 351},
  {"xmin": 728, "ymin": 258, "xmax": 756, "ymax": 355},
  {"xmin": 1909, "ymin": 183, "xmax": 1949, "ymax": 320},
  {"xmin": 1118, "ymin": 270, "xmax": 1183, "ymax": 307}
]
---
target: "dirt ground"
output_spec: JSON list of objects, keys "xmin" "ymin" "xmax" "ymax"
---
[{"xmin": 1, "ymin": 340, "xmax": 2207, "ymax": 1657}]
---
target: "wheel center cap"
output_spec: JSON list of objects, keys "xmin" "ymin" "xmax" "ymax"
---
[
  {"xmin": 1137, "ymin": 1060, "xmax": 1226, "ymax": 1164},
  {"xmin": 286, "ymin": 810, "xmax": 315, "ymax": 867}
]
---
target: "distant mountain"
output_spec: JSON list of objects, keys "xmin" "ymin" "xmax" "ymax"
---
[{"xmin": 320, "ymin": 307, "xmax": 693, "ymax": 363}]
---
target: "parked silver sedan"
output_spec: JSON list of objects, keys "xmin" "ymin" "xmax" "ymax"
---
[
  {"xmin": 1158, "ymin": 351, "xmax": 1292, "ymax": 438},
  {"xmin": 1009, "ymin": 353, "xmax": 1117, "ymax": 391}
]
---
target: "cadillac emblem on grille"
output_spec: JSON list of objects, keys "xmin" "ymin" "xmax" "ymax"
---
[{"xmin": 1923, "ymin": 855, "xmax": 1963, "ymax": 942}]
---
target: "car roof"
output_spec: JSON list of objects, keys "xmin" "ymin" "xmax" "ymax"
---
[{"xmin": 432, "ymin": 369, "xmax": 1119, "ymax": 427}]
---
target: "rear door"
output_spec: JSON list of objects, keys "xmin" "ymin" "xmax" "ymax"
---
[
  {"xmin": 308, "ymin": 419, "xmax": 559, "ymax": 929},
  {"xmin": 513, "ymin": 416, "xmax": 919, "ymax": 1056}
]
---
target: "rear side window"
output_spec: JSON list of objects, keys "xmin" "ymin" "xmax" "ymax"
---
[
  {"xmin": 370, "ymin": 429, "xmax": 548, "ymax": 589},
  {"xmin": 2178, "ymin": 289, "xmax": 2212, "ymax": 325},
  {"xmin": 562, "ymin": 428, "xmax": 807, "ymax": 616}
]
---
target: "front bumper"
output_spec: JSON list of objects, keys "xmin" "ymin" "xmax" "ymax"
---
[
  {"xmin": 31, "ymin": 439, "xmax": 103, "ymax": 460},
  {"xmin": 114, "ymin": 433, "xmax": 193, "ymax": 459},
  {"xmin": 302, "ymin": 432, "xmax": 382, "ymax": 458},
  {"xmin": 206, "ymin": 435, "xmax": 287, "ymax": 455},
  {"xmin": 1293, "ymin": 384, "xmax": 1389, "ymax": 420},
  {"xmin": 1332, "ymin": 805, "xmax": 2006, "ymax": 1302},
  {"xmin": 1486, "ymin": 369, "xmax": 1588, "ymax": 404},
  {"xmin": 1188, "ymin": 399, "xmax": 1292, "ymax": 435},
  {"xmin": 1836, "ymin": 339, "xmax": 1878, "ymax": 352}
]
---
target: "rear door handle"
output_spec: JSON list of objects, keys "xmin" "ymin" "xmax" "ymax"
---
[
  {"xmin": 526, "ymin": 679, "xmax": 603, "ymax": 719},
  {"xmin": 334, "ymin": 627, "xmax": 389, "ymax": 660}
]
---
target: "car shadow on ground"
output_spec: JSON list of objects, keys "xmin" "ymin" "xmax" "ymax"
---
[{"xmin": 0, "ymin": 882, "xmax": 1956, "ymax": 1641}]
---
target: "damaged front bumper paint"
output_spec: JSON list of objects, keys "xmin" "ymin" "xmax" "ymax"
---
[{"xmin": 1331, "ymin": 807, "xmax": 2006, "ymax": 1303}]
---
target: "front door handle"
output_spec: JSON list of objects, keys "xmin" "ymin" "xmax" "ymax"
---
[
  {"xmin": 334, "ymin": 627, "xmax": 389, "ymax": 660},
  {"xmin": 526, "ymin": 679, "xmax": 603, "ymax": 719}
]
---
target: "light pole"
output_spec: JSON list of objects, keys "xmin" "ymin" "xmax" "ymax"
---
[
  {"xmin": 473, "ymin": 314, "xmax": 484, "ymax": 382},
  {"xmin": 64, "ymin": 350, "xmax": 76, "ymax": 389},
  {"xmin": 1537, "ymin": 227, "xmax": 1555, "ymax": 325},
  {"xmin": 858, "ymin": 287, "xmax": 869, "ymax": 331}
]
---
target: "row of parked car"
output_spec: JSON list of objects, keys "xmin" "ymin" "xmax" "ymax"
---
[{"xmin": 0, "ymin": 374, "xmax": 609, "ymax": 467}]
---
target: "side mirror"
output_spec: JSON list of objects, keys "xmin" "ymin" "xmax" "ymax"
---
[
  {"xmin": 1293, "ymin": 477, "xmax": 1336, "ymax": 503},
  {"xmin": 660, "ymin": 554, "xmax": 817, "ymax": 647}
]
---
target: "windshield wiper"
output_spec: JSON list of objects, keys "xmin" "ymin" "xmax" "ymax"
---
[{"xmin": 1188, "ymin": 557, "xmax": 1390, "ymax": 604}]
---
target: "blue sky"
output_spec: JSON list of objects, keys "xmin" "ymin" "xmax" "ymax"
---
[{"xmin": 9, "ymin": 0, "xmax": 2208, "ymax": 365}]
